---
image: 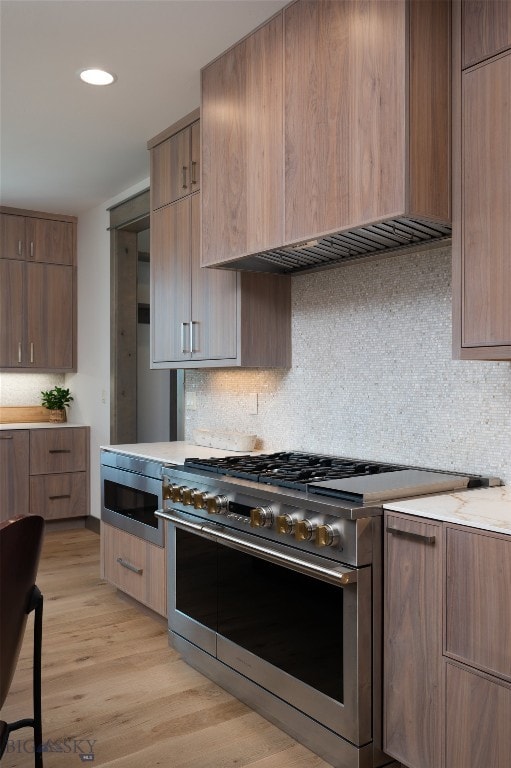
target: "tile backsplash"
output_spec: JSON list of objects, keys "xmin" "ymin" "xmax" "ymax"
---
[
  {"xmin": 185, "ymin": 246, "xmax": 511, "ymax": 485},
  {"xmin": 0, "ymin": 373, "xmax": 65, "ymax": 406}
]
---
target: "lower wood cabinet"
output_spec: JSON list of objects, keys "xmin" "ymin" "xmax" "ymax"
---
[
  {"xmin": 384, "ymin": 512, "xmax": 444, "ymax": 768},
  {"xmin": 0, "ymin": 429, "xmax": 29, "ymax": 520},
  {"xmin": 384, "ymin": 514, "xmax": 511, "ymax": 768},
  {"xmin": 29, "ymin": 472, "xmax": 87, "ymax": 520},
  {"xmin": 102, "ymin": 522, "xmax": 166, "ymax": 617}
]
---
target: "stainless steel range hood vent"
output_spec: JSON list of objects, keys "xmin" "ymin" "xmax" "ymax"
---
[{"xmin": 217, "ymin": 216, "xmax": 452, "ymax": 275}]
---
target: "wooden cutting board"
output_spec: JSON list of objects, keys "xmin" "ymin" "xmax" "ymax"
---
[{"xmin": 0, "ymin": 406, "xmax": 50, "ymax": 424}]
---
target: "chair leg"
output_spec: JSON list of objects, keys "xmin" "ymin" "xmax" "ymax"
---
[{"xmin": 32, "ymin": 589, "xmax": 43, "ymax": 768}]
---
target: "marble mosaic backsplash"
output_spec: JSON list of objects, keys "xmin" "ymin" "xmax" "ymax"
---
[{"xmin": 185, "ymin": 246, "xmax": 511, "ymax": 485}]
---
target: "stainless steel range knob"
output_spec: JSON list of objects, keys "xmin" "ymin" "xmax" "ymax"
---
[
  {"xmin": 182, "ymin": 487, "xmax": 199, "ymax": 506},
  {"xmin": 206, "ymin": 495, "xmax": 228, "ymax": 515},
  {"xmin": 250, "ymin": 506, "xmax": 274, "ymax": 528},
  {"xmin": 295, "ymin": 519, "xmax": 317, "ymax": 542},
  {"xmin": 170, "ymin": 484, "xmax": 185, "ymax": 503},
  {"xmin": 276, "ymin": 513, "xmax": 298, "ymax": 535},
  {"xmin": 193, "ymin": 490, "xmax": 211, "ymax": 509},
  {"xmin": 316, "ymin": 524, "xmax": 340, "ymax": 548}
]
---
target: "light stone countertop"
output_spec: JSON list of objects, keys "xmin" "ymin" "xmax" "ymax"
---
[
  {"xmin": 0, "ymin": 422, "xmax": 87, "ymax": 430},
  {"xmin": 384, "ymin": 485, "xmax": 511, "ymax": 536},
  {"xmin": 100, "ymin": 440, "xmax": 260, "ymax": 466}
]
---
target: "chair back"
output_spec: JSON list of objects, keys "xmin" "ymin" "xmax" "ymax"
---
[{"xmin": 0, "ymin": 515, "xmax": 44, "ymax": 709}]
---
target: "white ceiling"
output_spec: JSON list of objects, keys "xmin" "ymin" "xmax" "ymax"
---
[{"xmin": 0, "ymin": 0, "xmax": 287, "ymax": 215}]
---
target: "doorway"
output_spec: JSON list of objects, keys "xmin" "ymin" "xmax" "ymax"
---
[{"xmin": 109, "ymin": 190, "xmax": 183, "ymax": 445}]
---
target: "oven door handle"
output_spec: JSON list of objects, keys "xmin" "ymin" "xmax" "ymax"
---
[{"xmin": 157, "ymin": 511, "xmax": 358, "ymax": 587}]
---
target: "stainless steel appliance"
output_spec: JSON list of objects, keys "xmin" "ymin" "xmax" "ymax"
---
[
  {"xmin": 100, "ymin": 449, "xmax": 164, "ymax": 547},
  {"xmin": 157, "ymin": 452, "xmax": 496, "ymax": 768}
]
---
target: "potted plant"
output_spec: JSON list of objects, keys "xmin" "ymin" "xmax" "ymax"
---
[{"xmin": 41, "ymin": 386, "xmax": 73, "ymax": 423}]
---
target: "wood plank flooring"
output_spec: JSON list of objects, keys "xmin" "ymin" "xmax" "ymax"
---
[{"xmin": 1, "ymin": 529, "xmax": 330, "ymax": 767}]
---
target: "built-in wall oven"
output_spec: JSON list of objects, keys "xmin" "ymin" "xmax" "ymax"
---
[
  {"xmin": 157, "ymin": 453, "xmax": 494, "ymax": 768},
  {"xmin": 100, "ymin": 449, "xmax": 164, "ymax": 547}
]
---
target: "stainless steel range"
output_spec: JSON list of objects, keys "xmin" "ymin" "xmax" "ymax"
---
[{"xmin": 156, "ymin": 452, "xmax": 496, "ymax": 768}]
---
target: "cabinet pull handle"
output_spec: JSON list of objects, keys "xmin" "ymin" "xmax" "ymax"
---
[
  {"xmin": 30, "ymin": 342, "xmax": 34, "ymax": 363},
  {"xmin": 18, "ymin": 342, "xmax": 22, "ymax": 363},
  {"xmin": 190, "ymin": 321, "xmax": 198, "ymax": 353},
  {"xmin": 191, "ymin": 160, "xmax": 197, "ymax": 185},
  {"xmin": 182, "ymin": 165, "xmax": 188, "ymax": 189},
  {"xmin": 49, "ymin": 494, "xmax": 71, "ymax": 501},
  {"xmin": 18, "ymin": 240, "xmax": 23, "ymax": 256},
  {"xmin": 116, "ymin": 557, "xmax": 143, "ymax": 575},
  {"xmin": 30, "ymin": 241, "xmax": 34, "ymax": 258},
  {"xmin": 386, "ymin": 526, "xmax": 436, "ymax": 545},
  {"xmin": 181, "ymin": 322, "xmax": 189, "ymax": 354},
  {"xmin": 49, "ymin": 449, "xmax": 71, "ymax": 454},
  {"xmin": 0, "ymin": 435, "xmax": 14, "ymax": 440}
]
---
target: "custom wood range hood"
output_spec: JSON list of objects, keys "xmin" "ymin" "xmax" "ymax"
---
[{"xmin": 200, "ymin": 0, "xmax": 451, "ymax": 275}]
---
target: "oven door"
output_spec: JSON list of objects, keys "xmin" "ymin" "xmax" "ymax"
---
[
  {"xmin": 166, "ymin": 510, "xmax": 372, "ymax": 747},
  {"xmin": 101, "ymin": 463, "xmax": 164, "ymax": 547}
]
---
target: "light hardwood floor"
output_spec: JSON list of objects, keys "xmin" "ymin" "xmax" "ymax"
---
[{"xmin": 1, "ymin": 528, "xmax": 330, "ymax": 767}]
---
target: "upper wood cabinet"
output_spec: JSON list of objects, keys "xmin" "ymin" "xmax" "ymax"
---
[
  {"xmin": 452, "ymin": 3, "xmax": 511, "ymax": 359},
  {"xmin": 200, "ymin": 0, "xmax": 450, "ymax": 271},
  {"xmin": 149, "ymin": 112, "xmax": 200, "ymax": 210},
  {"xmin": 0, "ymin": 206, "xmax": 77, "ymax": 371},
  {"xmin": 462, "ymin": 0, "xmax": 511, "ymax": 68},
  {"xmin": 0, "ymin": 210, "xmax": 74, "ymax": 264},
  {"xmin": 384, "ymin": 512, "xmax": 444, "ymax": 768},
  {"xmin": 148, "ymin": 115, "xmax": 291, "ymax": 369}
]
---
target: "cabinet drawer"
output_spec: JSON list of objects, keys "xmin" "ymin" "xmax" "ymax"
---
[
  {"xmin": 30, "ymin": 472, "xmax": 86, "ymax": 519},
  {"xmin": 102, "ymin": 523, "xmax": 166, "ymax": 617},
  {"xmin": 445, "ymin": 526, "xmax": 511, "ymax": 680},
  {"xmin": 30, "ymin": 427, "xmax": 87, "ymax": 474},
  {"xmin": 446, "ymin": 662, "xmax": 511, "ymax": 767}
]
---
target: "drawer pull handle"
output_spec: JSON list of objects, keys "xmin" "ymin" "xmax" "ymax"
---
[
  {"xmin": 49, "ymin": 494, "xmax": 71, "ymax": 501},
  {"xmin": 386, "ymin": 526, "xmax": 436, "ymax": 545},
  {"xmin": 49, "ymin": 449, "xmax": 71, "ymax": 454},
  {"xmin": 0, "ymin": 435, "xmax": 14, "ymax": 440},
  {"xmin": 116, "ymin": 557, "xmax": 143, "ymax": 575}
]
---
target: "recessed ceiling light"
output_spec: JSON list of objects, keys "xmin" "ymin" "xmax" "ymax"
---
[{"xmin": 79, "ymin": 68, "xmax": 117, "ymax": 86}]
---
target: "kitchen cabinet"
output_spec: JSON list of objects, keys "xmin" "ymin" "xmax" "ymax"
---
[
  {"xmin": 29, "ymin": 427, "xmax": 89, "ymax": 521},
  {"xmin": 0, "ymin": 210, "xmax": 74, "ymax": 264},
  {"xmin": 149, "ymin": 114, "xmax": 200, "ymax": 210},
  {"xmin": 149, "ymin": 115, "xmax": 291, "ymax": 369},
  {"xmin": 462, "ymin": 0, "xmax": 511, "ymax": 68},
  {"xmin": 0, "ymin": 430, "xmax": 29, "ymax": 521},
  {"xmin": 452, "ymin": 3, "xmax": 511, "ymax": 359},
  {"xmin": 383, "ymin": 512, "xmax": 444, "ymax": 768},
  {"xmin": 102, "ymin": 522, "xmax": 166, "ymax": 617},
  {"xmin": 201, "ymin": 0, "xmax": 450, "ymax": 272},
  {"xmin": 444, "ymin": 525, "xmax": 511, "ymax": 767},
  {"xmin": 0, "ymin": 206, "xmax": 77, "ymax": 371}
]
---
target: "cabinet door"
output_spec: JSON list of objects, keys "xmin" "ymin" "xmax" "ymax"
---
[
  {"xmin": 102, "ymin": 522, "xmax": 166, "ymax": 616},
  {"xmin": 0, "ymin": 430, "xmax": 29, "ymax": 521},
  {"xmin": 25, "ymin": 217, "xmax": 73, "ymax": 265},
  {"xmin": 446, "ymin": 662, "xmax": 511, "ymax": 767},
  {"xmin": 190, "ymin": 194, "xmax": 237, "ymax": 361},
  {"xmin": 151, "ymin": 199, "xmax": 191, "ymax": 363},
  {"xmin": 284, "ymin": 0, "xmax": 405, "ymax": 244},
  {"xmin": 201, "ymin": 13, "xmax": 283, "ymax": 266},
  {"xmin": 462, "ymin": 0, "xmax": 511, "ymax": 68},
  {"xmin": 190, "ymin": 120, "xmax": 200, "ymax": 193},
  {"xmin": 462, "ymin": 53, "xmax": 511, "ymax": 348},
  {"xmin": 0, "ymin": 259, "xmax": 24, "ymax": 367},
  {"xmin": 26, "ymin": 263, "xmax": 73, "ymax": 369},
  {"xmin": 0, "ymin": 213, "xmax": 25, "ymax": 259},
  {"xmin": 384, "ymin": 513, "xmax": 444, "ymax": 768},
  {"xmin": 151, "ymin": 127, "xmax": 191, "ymax": 210},
  {"xmin": 445, "ymin": 526, "xmax": 511, "ymax": 681}
]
